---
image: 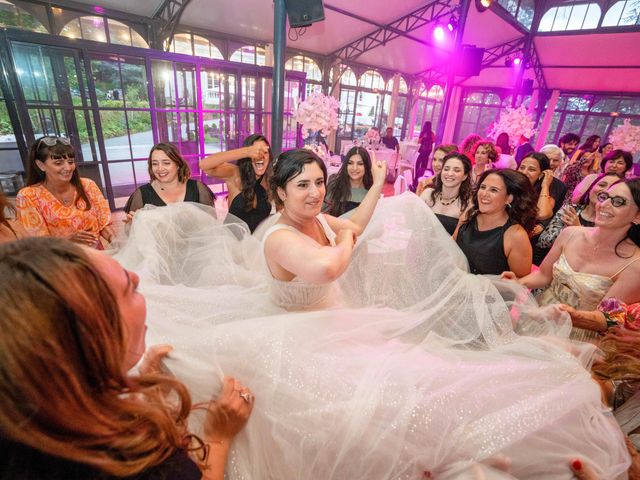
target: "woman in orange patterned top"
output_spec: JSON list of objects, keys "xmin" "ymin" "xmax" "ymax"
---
[{"xmin": 16, "ymin": 137, "xmax": 113, "ymax": 248}]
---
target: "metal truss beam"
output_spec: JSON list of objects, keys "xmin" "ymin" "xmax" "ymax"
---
[
  {"xmin": 150, "ymin": 0, "xmax": 192, "ymax": 50},
  {"xmin": 330, "ymin": 1, "xmax": 457, "ymax": 62},
  {"xmin": 530, "ymin": 44, "xmax": 548, "ymax": 91}
]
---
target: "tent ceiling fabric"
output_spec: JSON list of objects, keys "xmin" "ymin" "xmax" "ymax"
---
[{"xmin": 70, "ymin": 0, "xmax": 640, "ymax": 92}]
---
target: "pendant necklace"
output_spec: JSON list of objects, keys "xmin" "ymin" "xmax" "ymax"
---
[{"xmin": 439, "ymin": 194, "xmax": 459, "ymax": 206}]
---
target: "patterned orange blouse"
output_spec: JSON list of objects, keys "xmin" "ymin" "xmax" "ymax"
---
[{"xmin": 16, "ymin": 178, "xmax": 112, "ymax": 240}]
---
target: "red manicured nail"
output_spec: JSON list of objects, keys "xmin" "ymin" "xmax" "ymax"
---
[{"xmin": 572, "ymin": 459, "xmax": 583, "ymax": 471}]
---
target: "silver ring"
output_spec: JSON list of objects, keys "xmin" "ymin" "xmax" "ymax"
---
[{"xmin": 240, "ymin": 392, "xmax": 251, "ymax": 403}]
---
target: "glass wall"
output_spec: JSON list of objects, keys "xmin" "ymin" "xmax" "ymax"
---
[
  {"xmin": 413, "ymin": 84, "xmax": 444, "ymax": 139},
  {"xmin": 544, "ymin": 94, "xmax": 640, "ymax": 149}
]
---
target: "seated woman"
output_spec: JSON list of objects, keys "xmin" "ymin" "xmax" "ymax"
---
[
  {"xmin": 415, "ymin": 143, "xmax": 458, "ymax": 195},
  {"xmin": 455, "ymin": 169, "xmax": 536, "ymax": 277},
  {"xmin": 199, "ymin": 134, "xmax": 272, "ymax": 233},
  {"xmin": 506, "ymin": 177, "xmax": 640, "ymax": 343},
  {"xmin": 563, "ymin": 150, "xmax": 599, "ymax": 203},
  {"xmin": 16, "ymin": 137, "xmax": 113, "ymax": 248},
  {"xmin": 538, "ymin": 172, "xmax": 620, "ymax": 250},
  {"xmin": 124, "ymin": 143, "xmax": 215, "ymax": 221},
  {"xmin": 518, "ymin": 152, "xmax": 567, "ymax": 264},
  {"xmin": 0, "ymin": 191, "xmax": 26, "ymax": 243},
  {"xmin": 539, "ymin": 144, "xmax": 565, "ymax": 179},
  {"xmin": 570, "ymin": 135, "xmax": 601, "ymax": 166},
  {"xmin": 602, "ymin": 149, "xmax": 634, "ymax": 177},
  {"xmin": 470, "ymin": 140, "xmax": 498, "ymax": 183},
  {"xmin": 420, "ymin": 152, "xmax": 472, "ymax": 235},
  {"xmin": 323, "ymin": 147, "xmax": 373, "ymax": 217},
  {"xmin": 0, "ymin": 237, "xmax": 252, "ymax": 480},
  {"xmin": 494, "ymin": 132, "xmax": 517, "ymax": 170}
]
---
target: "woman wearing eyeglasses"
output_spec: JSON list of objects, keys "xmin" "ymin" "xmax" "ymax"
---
[
  {"xmin": 15, "ymin": 137, "xmax": 114, "ymax": 248},
  {"xmin": 503, "ymin": 177, "xmax": 640, "ymax": 343}
]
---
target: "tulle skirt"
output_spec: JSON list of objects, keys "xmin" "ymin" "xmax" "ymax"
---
[{"xmin": 112, "ymin": 194, "xmax": 629, "ymax": 479}]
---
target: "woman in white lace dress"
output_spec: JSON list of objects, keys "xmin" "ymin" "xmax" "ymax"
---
[{"xmin": 112, "ymin": 150, "xmax": 631, "ymax": 479}]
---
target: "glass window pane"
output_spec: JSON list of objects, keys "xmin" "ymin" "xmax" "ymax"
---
[
  {"xmin": 156, "ymin": 111, "xmax": 177, "ymax": 143},
  {"xmin": 583, "ymin": 3, "xmax": 601, "ymax": 28},
  {"xmin": 176, "ymin": 63, "xmax": 197, "ymax": 110},
  {"xmin": 80, "ymin": 16, "xmax": 107, "ymax": 43},
  {"xmin": 152, "ymin": 60, "xmax": 176, "ymax": 109},
  {"xmin": 552, "ymin": 6, "xmax": 571, "ymax": 31},
  {"xmin": 620, "ymin": 0, "xmax": 639, "ymax": 25},
  {"xmin": 172, "ymin": 33, "xmax": 192, "ymax": 55},
  {"xmin": 539, "ymin": 8, "xmax": 556, "ymax": 31},
  {"xmin": 566, "ymin": 4, "xmax": 588, "ymax": 30},
  {"xmin": 203, "ymin": 112, "xmax": 226, "ymax": 153},
  {"xmin": 91, "ymin": 58, "xmax": 124, "ymax": 108},
  {"xmin": 100, "ymin": 110, "xmax": 130, "ymax": 159},
  {"xmin": 133, "ymin": 160, "xmax": 150, "ymax": 186},
  {"xmin": 126, "ymin": 110, "xmax": 153, "ymax": 158},
  {"xmin": 0, "ymin": 1, "xmax": 47, "ymax": 33},
  {"xmin": 603, "ymin": 1, "xmax": 625, "ymax": 26},
  {"xmin": 517, "ymin": 0, "xmax": 535, "ymax": 29},
  {"xmin": 122, "ymin": 61, "xmax": 149, "ymax": 107},
  {"xmin": 131, "ymin": 29, "xmax": 148, "ymax": 48},
  {"xmin": 193, "ymin": 34, "xmax": 210, "ymax": 58},
  {"xmin": 60, "ymin": 18, "xmax": 82, "ymax": 39},
  {"xmin": 108, "ymin": 19, "xmax": 131, "ymax": 46}
]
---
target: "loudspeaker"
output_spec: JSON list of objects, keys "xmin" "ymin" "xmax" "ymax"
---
[
  {"xmin": 454, "ymin": 46, "xmax": 485, "ymax": 77},
  {"xmin": 284, "ymin": 0, "xmax": 325, "ymax": 27},
  {"xmin": 521, "ymin": 78, "xmax": 534, "ymax": 95}
]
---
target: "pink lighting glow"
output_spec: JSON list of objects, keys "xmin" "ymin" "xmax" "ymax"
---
[
  {"xmin": 513, "ymin": 57, "xmax": 522, "ymax": 66},
  {"xmin": 433, "ymin": 25, "xmax": 445, "ymax": 42}
]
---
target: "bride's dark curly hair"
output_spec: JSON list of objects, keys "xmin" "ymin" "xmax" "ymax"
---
[
  {"xmin": 269, "ymin": 149, "xmax": 327, "ymax": 209},
  {"xmin": 237, "ymin": 134, "xmax": 273, "ymax": 212},
  {"xmin": 324, "ymin": 147, "xmax": 372, "ymax": 217},
  {"xmin": 466, "ymin": 169, "xmax": 538, "ymax": 234}
]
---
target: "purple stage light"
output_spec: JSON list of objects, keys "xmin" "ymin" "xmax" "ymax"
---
[
  {"xmin": 94, "ymin": 6, "xmax": 105, "ymax": 14},
  {"xmin": 513, "ymin": 57, "xmax": 522, "ymax": 66},
  {"xmin": 433, "ymin": 25, "xmax": 445, "ymax": 42}
]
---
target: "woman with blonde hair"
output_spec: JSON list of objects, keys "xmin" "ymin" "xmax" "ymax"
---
[
  {"xmin": 0, "ymin": 237, "xmax": 252, "ymax": 480},
  {"xmin": 0, "ymin": 191, "xmax": 25, "ymax": 242}
]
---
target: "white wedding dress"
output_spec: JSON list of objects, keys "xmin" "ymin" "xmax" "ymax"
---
[{"xmin": 113, "ymin": 194, "xmax": 630, "ymax": 479}]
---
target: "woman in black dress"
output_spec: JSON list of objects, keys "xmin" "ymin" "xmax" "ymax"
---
[
  {"xmin": 199, "ymin": 134, "xmax": 273, "ymax": 232},
  {"xmin": 412, "ymin": 121, "xmax": 434, "ymax": 190},
  {"xmin": 125, "ymin": 143, "xmax": 215, "ymax": 221},
  {"xmin": 455, "ymin": 169, "xmax": 536, "ymax": 277}
]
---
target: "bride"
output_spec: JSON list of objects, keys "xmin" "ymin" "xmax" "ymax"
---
[{"xmin": 113, "ymin": 149, "xmax": 630, "ymax": 479}]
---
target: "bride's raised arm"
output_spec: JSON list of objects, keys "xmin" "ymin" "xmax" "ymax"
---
[
  {"xmin": 324, "ymin": 154, "xmax": 387, "ymax": 236},
  {"xmin": 264, "ymin": 227, "xmax": 356, "ymax": 283}
]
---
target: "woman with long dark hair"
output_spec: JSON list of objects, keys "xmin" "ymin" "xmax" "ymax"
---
[
  {"xmin": 413, "ymin": 121, "xmax": 434, "ymax": 189},
  {"xmin": 494, "ymin": 132, "xmax": 517, "ymax": 170},
  {"xmin": 324, "ymin": 147, "xmax": 373, "ymax": 217},
  {"xmin": 420, "ymin": 152, "xmax": 472, "ymax": 235},
  {"xmin": 455, "ymin": 169, "xmax": 536, "ymax": 276},
  {"xmin": 200, "ymin": 134, "xmax": 273, "ymax": 232},
  {"xmin": 16, "ymin": 137, "xmax": 113, "ymax": 248}
]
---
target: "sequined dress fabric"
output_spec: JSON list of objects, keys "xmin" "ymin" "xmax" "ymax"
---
[
  {"xmin": 536, "ymin": 254, "xmax": 612, "ymax": 343},
  {"xmin": 112, "ymin": 198, "xmax": 629, "ymax": 480}
]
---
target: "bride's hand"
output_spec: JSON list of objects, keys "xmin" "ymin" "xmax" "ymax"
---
[
  {"xmin": 204, "ymin": 376, "xmax": 253, "ymax": 444},
  {"xmin": 371, "ymin": 158, "xmax": 387, "ymax": 187}
]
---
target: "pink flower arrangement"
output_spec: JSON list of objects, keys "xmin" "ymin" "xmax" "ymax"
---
[
  {"xmin": 293, "ymin": 93, "xmax": 339, "ymax": 136},
  {"xmin": 487, "ymin": 105, "xmax": 537, "ymax": 146},
  {"xmin": 609, "ymin": 119, "xmax": 640, "ymax": 154}
]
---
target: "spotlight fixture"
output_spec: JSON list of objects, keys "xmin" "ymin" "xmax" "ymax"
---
[
  {"xmin": 476, "ymin": 0, "xmax": 492, "ymax": 12},
  {"xmin": 504, "ymin": 57, "xmax": 513, "ymax": 67},
  {"xmin": 513, "ymin": 56, "xmax": 522, "ymax": 66},
  {"xmin": 447, "ymin": 15, "xmax": 458, "ymax": 32},
  {"xmin": 433, "ymin": 24, "xmax": 446, "ymax": 42}
]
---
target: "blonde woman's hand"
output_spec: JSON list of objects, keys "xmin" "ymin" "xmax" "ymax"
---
[{"xmin": 204, "ymin": 376, "xmax": 253, "ymax": 444}]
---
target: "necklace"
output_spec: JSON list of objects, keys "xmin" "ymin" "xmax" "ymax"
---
[
  {"xmin": 438, "ymin": 194, "xmax": 459, "ymax": 206},
  {"xmin": 44, "ymin": 183, "xmax": 75, "ymax": 206}
]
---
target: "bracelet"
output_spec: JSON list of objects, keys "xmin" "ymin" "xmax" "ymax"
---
[
  {"xmin": 539, "ymin": 194, "xmax": 551, "ymax": 198},
  {"xmin": 602, "ymin": 311, "xmax": 619, "ymax": 329}
]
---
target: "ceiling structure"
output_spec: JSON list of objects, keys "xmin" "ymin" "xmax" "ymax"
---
[{"xmin": 64, "ymin": 0, "xmax": 640, "ymax": 93}]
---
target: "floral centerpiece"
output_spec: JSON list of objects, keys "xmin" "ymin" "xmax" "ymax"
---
[
  {"xmin": 487, "ymin": 105, "xmax": 537, "ymax": 147},
  {"xmin": 363, "ymin": 127, "xmax": 381, "ymax": 149},
  {"xmin": 609, "ymin": 119, "xmax": 640, "ymax": 155},
  {"xmin": 293, "ymin": 92, "xmax": 339, "ymax": 137}
]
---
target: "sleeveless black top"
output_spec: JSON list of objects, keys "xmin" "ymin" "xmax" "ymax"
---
[
  {"xmin": 456, "ymin": 217, "xmax": 515, "ymax": 275},
  {"xmin": 228, "ymin": 176, "xmax": 271, "ymax": 232},
  {"xmin": 1, "ymin": 441, "xmax": 202, "ymax": 480},
  {"xmin": 124, "ymin": 179, "xmax": 215, "ymax": 213},
  {"xmin": 435, "ymin": 213, "xmax": 458, "ymax": 236}
]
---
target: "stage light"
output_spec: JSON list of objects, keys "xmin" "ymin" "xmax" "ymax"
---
[
  {"xmin": 513, "ymin": 56, "xmax": 522, "ymax": 66},
  {"xmin": 504, "ymin": 57, "xmax": 513, "ymax": 67},
  {"xmin": 476, "ymin": 0, "xmax": 493, "ymax": 11},
  {"xmin": 433, "ymin": 24, "xmax": 446, "ymax": 42},
  {"xmin": 447, "ymin": 15, "xmax": 458, "ymax": 32}
]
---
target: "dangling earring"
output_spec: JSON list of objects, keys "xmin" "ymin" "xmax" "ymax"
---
[{"xmin": 506, "ymin": 203, "xmax": 512, "ymax": 210}]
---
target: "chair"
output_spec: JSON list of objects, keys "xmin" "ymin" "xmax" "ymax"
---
[
  {"xmin": 393, "ymin": 173, "xmax": 407, "ymax": 195},
  {"xmin": 403, "ymin": 168, "xmax": 413, "ymax": 189}
]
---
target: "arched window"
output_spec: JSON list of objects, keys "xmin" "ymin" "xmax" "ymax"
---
[
  {"xmin": 171, "ymin": 33, "xmax": 223, "ymax": 59},
  {"xmin": 60, "ymin": 16, "xmax": 148, "ymax": 47},
  {"xmin": 538, "ymin": 3, "xmax": 601, "ymax": 32},
  {"xmin": 285, "ymin": 55, "xmax": 322, "ymax": 81},
  {"xmin": 427, "ymin": 85, "xmax": 444, "ymax": 100},
  {"xmin": 339, "ymin": 67, "xmax": 357, "ymax": 86},
  {"xmin": 603, "ymin": 1, "xmax": 640, "ymax": 27},
  {"xmin": 230, "ymin": 45, "xmax": 266, "ymax": 66},
  {"xmin": 387, "ymin": 76, "xmax": 408, "ymax": 94},
  {"xmin": 0, "ymin": 0, "xmax": 47, "ymax": 33},
  {"xmin": 359, "ymin": 70, "xmax": 385, "ymax": 91}
]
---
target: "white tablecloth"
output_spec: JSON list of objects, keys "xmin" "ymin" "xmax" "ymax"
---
[{"xmin": 399, "ymin": 142, "xmax": 419, "ymax": 166}]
